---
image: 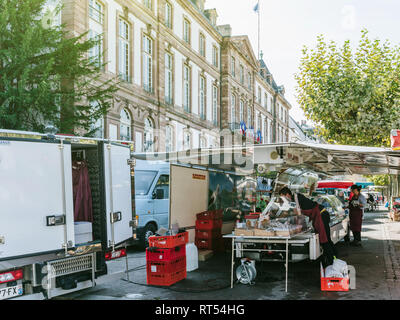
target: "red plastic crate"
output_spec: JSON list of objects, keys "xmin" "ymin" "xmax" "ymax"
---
[
  {"xmin": 195, "ymin": 236, "xmax": 222, "ymax": 250},
  {"xmin": 146, "ymin": 256, "xmax": 186, "ymax": 275},
  {"xmin": 148, "ymin": 232, "xmax": 188, "ymax": 249},
  {"xmin": 146, "ymin": 245, "xmax": 186, "ymax": 262},
  {"xmin": 195, "ymin": 229, "xmax": 221, "ymax": 240},
  {"xmin": 195, "ymin": 219, "xmax": 222, "ymax": 231},
  {"xmin": 196, "ymin": 209, "xmax": 223, "ymax": 221},
  {"xmin": 321, "ymin": 277, "xmax": 349, "ymax": 291},
  {"xmin": 320, "ymin": 264, "xmax": 349, "ymax": 292},
  {"xmin": 147, "ymin": 269, "xmax": 187, "ymax": 286}
]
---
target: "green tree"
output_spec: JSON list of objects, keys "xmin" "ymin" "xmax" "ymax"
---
[
  {"xmin": 295, "ymin": 29, "xmax": 400, "ymax": 147},
  {"xmin": 366, "ymin": 174, "xmax": 390, "ymax": 187},
  {"xmin": 0, "ymin": 0, "xmax": 118, "ymax": 135}
]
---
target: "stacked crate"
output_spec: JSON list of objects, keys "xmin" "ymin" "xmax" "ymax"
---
[
  {"xmin": 146, "ymin": 232, "xmax": 188, "ymax": 286},
  {"xmin": 195, "ymin": 210, "xmax": 224, "ymax": 252}
]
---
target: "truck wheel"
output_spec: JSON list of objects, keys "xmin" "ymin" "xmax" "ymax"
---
[{"xmin": 144, "ymin": 224, "xmax": 157, "ymax": 248}]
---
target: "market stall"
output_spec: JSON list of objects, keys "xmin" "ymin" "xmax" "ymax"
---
[{"xmin": 133, "ymin": 141, "xmax": 400, "ymax": 291}]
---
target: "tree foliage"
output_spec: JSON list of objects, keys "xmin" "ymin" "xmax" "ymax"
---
[
  {"xmin": 366, "ymin": 174, "xmax": 390, "ymax": 187},
  {"xmin": 0, "ymin": 0, "xmax": 118, "ymax": 134},
  {"xmin": 296, "ymin": 30, "xmax": 400, "ymax": 147}
]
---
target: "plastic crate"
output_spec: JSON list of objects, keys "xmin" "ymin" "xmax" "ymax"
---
[
  {"xmin": 320, "ymin": 263, "xmax": 349, "ymax": 292},
  {"xmin": 147, "ymin": 269, "xmax": 187, "ymax": 286},
  {"xmin": 195, "ymin": 229, "xmax": 221, "ymax": 240},
  {"xmin": 146, "ymin": 256, "xmax": 186, "ymax": 275},
  {"xmin": 148, "ymin": 232, "xmax": 189, "ymax": 249},
  {"xmin": 195, "ymin": 219, "xmax": 222, "ymax": 231},
  {"xmin": 196, "ymin": 209, "xmax": 223, "ymax": 221},
  {"xmin": 195, "ymin": 236, "xmax": 222, "ymax": 250},
  {"xmin": 321, "ymin": 277, "xmax": 349, "ymax": 291},
  {"xmin": 146, "ymin": 245, "xmax": 186, "ymax": 262}
]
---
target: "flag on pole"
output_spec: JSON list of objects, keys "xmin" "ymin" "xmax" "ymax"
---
[{"xmin": 253, "ymin": 1, "xmax": 260, "ymax": 13}]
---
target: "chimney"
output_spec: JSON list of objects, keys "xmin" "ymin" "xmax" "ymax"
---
[
  {"xmin": 217, "ymin": 24, "xmax": 232, "ymax": 37},
  {"xmin": 204, "ymin": 8, "xmax": 218, "ymax": 26},
  {"xmin": 192, "ymin": 0, "xmax": 205, "ymax": 11}
]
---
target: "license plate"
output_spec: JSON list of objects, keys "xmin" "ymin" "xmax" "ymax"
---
[{"xmin": 0, "ymin": 285, "xmax": 23, "ymax": 300}]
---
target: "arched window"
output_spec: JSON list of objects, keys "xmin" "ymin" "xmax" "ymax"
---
[
  {"xmin": 231, "ymin": 94, "xmax": 236, "ymax": 127},
  {"xmin": 144, "ymin": 118, "xmax": 154, "ymax": 152},
  {"xmin": 120, "ymin": 108, "xmax": 132, "ymax": 141}
]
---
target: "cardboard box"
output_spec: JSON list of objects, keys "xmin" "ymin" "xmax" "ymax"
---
[
  {"xmin": 275, "ymin": 229, "xmax": 291, "ymax": 237},
  {"xmin": 234, "ymin": 228, "xmax": 255, "ymax": 236},
  {"xmin": 253, "ymin": 228, "xmax": 276, "ymax": 237}
]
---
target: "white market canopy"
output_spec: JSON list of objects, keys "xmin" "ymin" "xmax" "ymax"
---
[{"xmin": 133, "ymin": 142, "xmax": 400, "ymax": 177}]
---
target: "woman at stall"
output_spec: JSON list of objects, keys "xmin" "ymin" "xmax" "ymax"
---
[
  {"xmin": 279, "ymin": 187, "xmax": 336, "ymax": 266},
  {"xmin": 348, "ymin": 184, "xmax": 367, "ymax": 247}
]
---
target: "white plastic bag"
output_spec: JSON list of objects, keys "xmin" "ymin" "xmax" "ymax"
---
[
  {"xmin": 332, "ymin": 258, "xmax": 348, "ymax": 277},
  {"xmin": 325, "ymin": 265, "xmax": 344, "ymax": 278}
]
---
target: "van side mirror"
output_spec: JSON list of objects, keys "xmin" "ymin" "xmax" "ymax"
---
[{"xmin": 153, "ymin": 189, "xmax": 164, "ymax": 199}]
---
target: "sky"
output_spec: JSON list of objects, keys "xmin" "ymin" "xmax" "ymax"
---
[{"xmin": 206, "ymin": 0, "xmax": 400, "ymax": 124}]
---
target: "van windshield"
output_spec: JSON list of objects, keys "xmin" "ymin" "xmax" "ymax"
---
[{"xmin": 135, "ymin": 170, "xmax": 157, "ymax": 195}]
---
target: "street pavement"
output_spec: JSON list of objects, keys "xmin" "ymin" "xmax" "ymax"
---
[{"xmin": 56, "ymin": 208, "xmax": 400, "ymax": 300}]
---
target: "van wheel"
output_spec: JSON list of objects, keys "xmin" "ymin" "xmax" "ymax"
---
[{"xmin": 144, "ymin": 224, "xmax": 157, "ymax": 248}]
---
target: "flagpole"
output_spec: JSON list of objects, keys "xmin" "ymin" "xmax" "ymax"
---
[{"xmin": 258, "ymin": 0, "xmax": 260, "ymax": 60}]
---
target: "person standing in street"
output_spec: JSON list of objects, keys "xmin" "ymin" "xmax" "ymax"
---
[{"xmin": 347, "ymin": 185, "xmax": 367, "ymax": 247}]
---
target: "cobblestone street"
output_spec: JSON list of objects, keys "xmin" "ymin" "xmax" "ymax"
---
[{"xmin": 56, "ymin": 208, "xmax": 400, "ymax": 300}]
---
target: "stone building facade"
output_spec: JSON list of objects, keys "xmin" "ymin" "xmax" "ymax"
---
[
  {"xmin": 57, "ymin": 0, "xmax": 291, "ymax": 150},
  {"xmin": 60, "ymin": 0, "xmax": 221, "ymax": 152},
  {"xmin": 218, "ymin": 25, "xmax": 291, "ymax": 146}
]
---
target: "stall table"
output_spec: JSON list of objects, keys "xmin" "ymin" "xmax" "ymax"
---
[{"xmin": 223, "ymin": 233, "xmax": 317, "ymax": 293}]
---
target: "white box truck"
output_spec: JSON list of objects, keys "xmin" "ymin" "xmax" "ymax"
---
[{"xmin": 0, "ymin": 130, "xmax": 137, "ymax": 300}]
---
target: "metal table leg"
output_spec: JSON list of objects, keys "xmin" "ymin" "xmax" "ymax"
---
[
  {"xmin": 231, "ymin": 237, "xmax": 234, "ymax": 288},
  {"xmin": 285, "ymin": 239, "xmax": 288, "ymax": 293}
]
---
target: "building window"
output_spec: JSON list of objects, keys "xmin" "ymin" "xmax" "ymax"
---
[
  {"xmin": 239, "ymin": 100, "xmax": 244, "ymax": 123},
  {"xmin": 240, "ymin": 65, "xmax": 244, "ymax": 85},
  {"xmin": 270, "ymin": 97, "xmax": 273, "ymax": 113},
  {"xmin": 183, "ymin": 19, "xmax": 191, "ymax": 44},
  {"xmin": 247, "ymin": 106, "xmax": 252, "ymax": 127},
  {"xmin": 231, "ymin": 57, "xmax": 236, "ymax": 77},
  {"xmin": 120, "ymin": 108, "xmax": 132, "ymax": 141},
  {"xmin": 89, "ymin": 0, "xmax": 104, "ymax": 24},
  {"xmin": 165, "ymin": 2, "xmax": 172, "ymax": 28},
  {"xmin": 166, "ymin": 125, "xmax": 173, "ymax": 152},
  {"xmin": 165, "ymin": 52, "xmax": 173, "ymax": 104},
  {"xmin": 199, "ymin": 33, "xmax": 206, "ymax": 57},
  {"xmin": 183, "ymin": 130, "xmax": 192, "ymax": 150},
  {"xmin": 89, "ymin": 101, "xmax": 104, "ymax": 138},
  {"xmin": 212, "ymin": 45, "xmax": 218, "ymax": 67},
  {"xmin": 257, "ymin": 87, "xmax": 261, "ymax": 104},
  {"xmin": 143, "ymin": 0, "xmax": 151, "ymax": 10},
  {"xmin": 88, "ymin": 1, "xmax": 104, "ymax": 68},
  {"xmin": 118, "ymin": 18, "xmax": 130, "ymax": 82},
  {"xmin": 183, "ymin": 64, "xmax": 191, "ymax": 112},
  {"xmin": 257, "ymin": 114, "xmax": 262, "ymax": 133},
  {"xmin": 248, "ymin": 72, "xmax": 252, "ymax": 90},
  {"xmin": 144, "ymin": 118, "xmax": 154, "ymax": 152},
  {"xmin": 199, "ymin": 75, "xmax": 206, "ymax": 120},
  {"xmin": 200, "ymin": 136, "xmax": 207, "ymax": 149},
  {"xmin": 231, "ymin": 94, "xmax": 236, "ymax": 126},
  {"xmin": 264, "ymin": 93, "xmax": 268, "ymax": 109},
  {"xmin": 212, "ymin": 85, "xmax": 218, "ymax": 126},
  {"xmin": 143, "ymin": 35, "xmax": 153, "ymax": 93},
  {"xmin": 264, "ymin": 120, "xmax": 268, "ymax": 143}
]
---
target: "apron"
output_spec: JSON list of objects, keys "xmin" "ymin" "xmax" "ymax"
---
[
  {"xmin": 349, "ymin": 196, "xmax": 363, "ymax": 233},
  {"xmin": 295, "ymin": 194, "xmax": 328, "ymax": 244}
]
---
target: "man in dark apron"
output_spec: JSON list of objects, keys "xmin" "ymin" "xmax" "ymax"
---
[
  {"xmin": 279, "ymin": 187, "xmax": 336, "ymax": 266},
  {"xmin": 347, "ymin": 185, "xmax": 366, "ymax": 247}
]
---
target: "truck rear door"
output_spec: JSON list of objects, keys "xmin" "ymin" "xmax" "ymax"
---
[
  {"xmin": 103, "ymin": 143, "xmax": 133, "ymax": 248},
  {"xmin": 0, "ymin": 139, "xmax": 75, "ymax": 260}
]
